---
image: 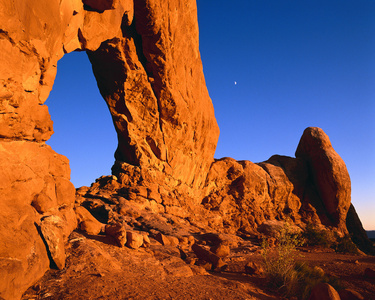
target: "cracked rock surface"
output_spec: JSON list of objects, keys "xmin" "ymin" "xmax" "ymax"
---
[{"xmin": 0, "ymin": 0, "xmax": 372, "ymax": 299}]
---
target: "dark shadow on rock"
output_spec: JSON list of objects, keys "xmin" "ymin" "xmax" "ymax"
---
[
  {"xmin": 261, "ymin": 155, "xmax": 335, "ymax": 227},
  {"xmin": 78, "ymin": 230, "xmax": 119, "ymax": 247},
  {"xmin": 214, "ymin": 271, "xmax": 277, "ymax": 300},
  {"xmin": 346, "ymin": 204, "xmax": 375, "ymax": 255},
  {"xmin": 34, "ymin": 222, "xmax": 58, "ymax": 269}
]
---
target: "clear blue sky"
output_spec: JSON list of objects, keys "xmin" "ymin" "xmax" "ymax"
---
[{"xmin": 47, "ymin": 1, "xmax": 375, "ymax": 229}]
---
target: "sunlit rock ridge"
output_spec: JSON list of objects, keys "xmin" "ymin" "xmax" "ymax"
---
[{"xmin": 0, "ymin": 0, "xmax": 369, "ymax": 299}]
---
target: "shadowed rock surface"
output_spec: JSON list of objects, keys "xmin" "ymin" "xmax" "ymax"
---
[
  {"xmin": 346, "ymin": 204, "xmax": 375, "ymax": 255},
  {"xmin": 0, "ymin": 0, "xmax": 372, "ymax": 299},
  {"xmin": 296, "ymin": 127, "xmax": 351, "ymax": 231}
]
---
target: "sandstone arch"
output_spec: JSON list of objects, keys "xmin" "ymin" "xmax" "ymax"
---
[
  {"xmin": 0, "ymin": 1, "xmax": 218, "ymax": 298},
  {"xmin": 0, "ymin": 1, "xmax": 367, "ymax": 299}
]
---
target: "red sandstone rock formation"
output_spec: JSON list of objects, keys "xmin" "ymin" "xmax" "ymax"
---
[
  {"xmin": 87, "ymin": 0, "xmax": 219, "ymax": 201},
  {"xmin": 202, "ymin": 128, "xmax": 351, "ymax": 235},
  {"xmin": 0, "ymin": 0, "xmax": 132, "ymax": 297},
  {"xmin": 0, "ymin": 0, "xmax": 371, "ymax": 299},
  {"xmin": 296, "ymin": 127, "xmax": 351, "ymax": 231},
  {"xmin": 0, "ymin": 0, "xmax": 218, "ymax": 298},
  {"xmin": 0, "ymin": 142, "xmax": 76, "ymax": 299}
]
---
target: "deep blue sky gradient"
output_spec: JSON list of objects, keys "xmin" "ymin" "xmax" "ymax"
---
[{"xmin": 46, "ymin": 1, "xmax": 375, "ymax": 229}]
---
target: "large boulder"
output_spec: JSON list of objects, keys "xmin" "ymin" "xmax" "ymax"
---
[
  {"xmin": 39, "ymin": 215, "xmax": 67, "ymax": 270},
  {"xmin": 202, "ymin": 155, "xmax": 309, "ymax": 233},
  {"xmin": 296, "ymin": 127, "xmax": 351, "ymax": 231},
  {"xmin": 0, "ymin": 141, "xmax": 76, "ymax": 299}
]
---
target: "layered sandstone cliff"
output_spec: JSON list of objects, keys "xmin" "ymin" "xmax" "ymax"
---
[{"xmin": 0, "ymin": 0, "xmax": 370, "ymax": 299}]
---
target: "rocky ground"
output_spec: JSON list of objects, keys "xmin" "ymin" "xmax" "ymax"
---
[
  {"xmin": 21, "ymin": 231, "xmax": 272, "ymax": 300},
  {"xmin": 21, "ymin": 225, "xmax": 375, "ymax": 300},
  {"xmin": 18, "ymin": 181, "xmax": 375, "ymax": 300}
]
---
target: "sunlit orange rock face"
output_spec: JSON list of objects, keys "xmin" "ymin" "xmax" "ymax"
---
[
  {"xmin": 0, "ymin": 0, "xmax": 133, "ymax": 298},
  {"xmin": 0, "ymin": 0, "xmax": 218, "ymax": 298},
  {"xmin": 0, "ymin": 0, "xmax": 363, "ymax": 299},
  {"xmin": 202, "ymin": 127, "xmax": 351, "ymax": 234},
  {"xmin": 87, "ymin": 0, "xmax": 220, "ymax": 200}
]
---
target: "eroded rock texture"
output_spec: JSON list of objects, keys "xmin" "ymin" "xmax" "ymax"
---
[
  {"xmin": 79, "ymin": 127, "xmax": 353, "ymax": 243},
  {"xmin": 202, "ymin": 128, "xmax": 351, "ymax": 234},
  {"xmin": 0, "ymin": 142, "xmax": 76, "ymax": 299},
  {"xmin": 87, "ymin": 0, "xmax": 219, "ymax": 201},
  {"xmin": 296, "ymin": 127, "xmax": 351, "ymax": 231},
  {"xmin": 0, "ymin": 0, "xmax": 370, "ymax": 299},
  {"xmin": 0, "ymin": 0, "xmax": 132, "ymax": 299},
  {"xmin": 0, "ymin": 0, "xmax": 218, "ymax": 298}
]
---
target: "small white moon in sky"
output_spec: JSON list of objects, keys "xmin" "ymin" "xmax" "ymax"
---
[{"xmin": 234, "ymin": 81, "xmax": 237, "ymax": 85}]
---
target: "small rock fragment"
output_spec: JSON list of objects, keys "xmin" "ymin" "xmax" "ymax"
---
[
  {"xmin": 161, "ymin": 257, "xmax": 194, "ymax": 277},
  {"xmin": 75, "ymin": 206, "xmax": 104, "ymax": 235},
  {"xmin": 210, "ymin": 244, "xmax": 230, "ymax": 258},
  {"xmin": 308, "ymin": 283, "xmax": 340, "ymax": 300},
  {"xmin": 155, "ymin": 232, "xmax": 171, "ymax": 246},
  {"xmin": 142, "ymin": 234, "xmax": 151, "ymax": 247},
  {"xmin": 244, "ymin": 262, "xmax": 263, "ymax": 275},
  {"xmin": 188, "ymin": 235, "xmax": 195, "ymax": 245},
  {"xmin": 168, "ymin": 236, "xmax": 180, "ymax": 246},
  {"xmin": 186, "ymin": 257, "xmax": 197, "ymax": 265},
  {"xmin": 192, "ymin": 244, "xmax": 226, "ymax": 270},
  {"xmin": 126, "ymin": 231, "xmax": 144, "ymax": 249},
  {"xmin": 190, "ymin": 265, "xmax": 209, "ymax": 275},
  {"xmin": 179, "ymin": 236, "xmax": 189, "ymax": 246},
  {"xmin": 105, "ymin": 224, "xmax": 127, "ymax": 247},
  {"xmin": 196, "ymin": 260, "xmax": 212, "ymax": 271},
  {"xmin": 313, "ymin": 266, "xmax": 325, "ymax": 277}
]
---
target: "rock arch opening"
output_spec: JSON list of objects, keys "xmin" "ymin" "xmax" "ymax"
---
[
  {"xmin": 46, "ymin": 51, "xmax": 117, "ymax": 188},
  {"xmin": 1, "ymin": 1, "xmax": 371, "ymax": 299}
]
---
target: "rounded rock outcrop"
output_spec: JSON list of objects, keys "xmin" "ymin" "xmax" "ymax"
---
[{"xmin": 296, "ymin": 127, "xmax": 351, "ymax": 231}]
